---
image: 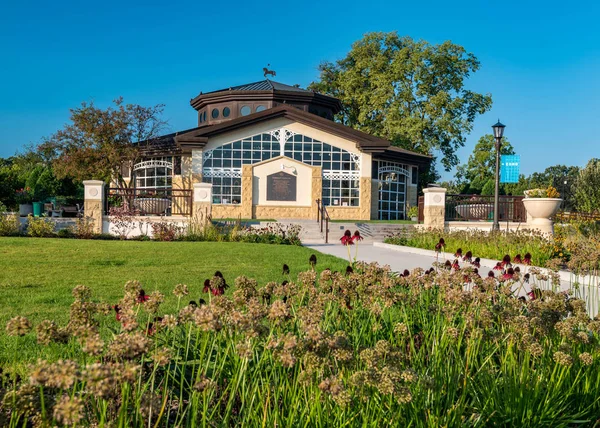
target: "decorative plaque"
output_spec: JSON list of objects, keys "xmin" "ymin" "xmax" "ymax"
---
[{"xmin": 266, "ymin": 172, "xmax": 297, "ymax": 201}]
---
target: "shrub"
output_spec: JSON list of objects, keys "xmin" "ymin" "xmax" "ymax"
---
[
  {"xmin": 70, "ymin": 216, "xmax": 96, "ymax": 239},
  {"xmin": 385, "ymin": 228, "xmax": 554, "ymax": 267},
  {"xmin": 2, "ymin": 264, "xmax": 599, "ymax": 426},
  {"xmin": 108, "ymin": 206, "xmax": 138, "ymax": 240},
  {"xmin": 57, "ymin": 228, "xmax": 74, "ymax": 238},
  {"xmin": 26, "ymin": 215, "xmax": 56, "ymax": 237},
  {"xmin": 151, "ymin": 218, "xmax": 181, "ymax": 241},
  {"xmin": 0, "ymin": 203, "xmax": 21, "ymax": 236}
]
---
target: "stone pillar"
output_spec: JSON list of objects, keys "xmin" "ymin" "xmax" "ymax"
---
[
  {"xmin": 83, "ymin": 180, "xmax": 105, "ymax": 234},
  {"xmin": 359, "ymin": 177, "xmax": 372, "ymax": 220},
  {"xmin": 241, "ymin": 165, "xmax": 253, "ymax": 219},
  {"xmin": 311, "ymin": 166, "xmax": 322, "ymax": 220},
  {"xmin": 422, "ymin": 187, "xmax": 447, "ymax": 229},
  {"xmin": 193, "ymin": 183, "xmax": 212, "ymax": 226},
  {"xmin": 191, "ymin": 150, "xmax": 203, "ymax": 185}
]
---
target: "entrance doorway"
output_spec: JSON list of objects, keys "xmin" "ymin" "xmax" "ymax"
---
[{"xmin": 378, "ymin": 169, "xmax": 407, "ymax": 220}]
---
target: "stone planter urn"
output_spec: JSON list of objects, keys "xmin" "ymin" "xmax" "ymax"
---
[
  {"xmin": 133, "ymin": 198, "xmax": 171, "ymax": 215},
  {"xmin": 19, "ymin": 203, "xmax": 33, "ymax": 217},
  {"xmin": 522, "ymin": 198, "xmax": 562, "ymax": 235}
]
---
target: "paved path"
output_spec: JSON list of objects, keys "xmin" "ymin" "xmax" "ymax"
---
[
  {"xmin": 305, "ymin": 243, "xmax": 583, "ymax": 302},
  {"xmin": 305, "ymin": 243, "xmax": 444, "ymax": 272}
]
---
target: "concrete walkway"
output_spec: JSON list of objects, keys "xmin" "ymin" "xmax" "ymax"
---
[
  {"xmin": 304, "ymin": 242, "xmax": 588, "ymax": 300},
  {"xmin": 305, "ymin": 243, "xmax": 444, "ymax": 272}
]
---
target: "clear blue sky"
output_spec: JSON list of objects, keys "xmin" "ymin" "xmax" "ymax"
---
[{"xmin": 1, "ymin": 0, "xmax": 598, "ymax": 180}]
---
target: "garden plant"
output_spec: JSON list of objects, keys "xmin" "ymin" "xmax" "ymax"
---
[{"xmin": 1, "ymin": 256, "xmax": 600, "ymax": 426}]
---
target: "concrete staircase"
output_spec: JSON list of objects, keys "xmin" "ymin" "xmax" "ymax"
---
[{"xmin": 276, "ymin": 219, "xmax": 414, "ymax": 245}]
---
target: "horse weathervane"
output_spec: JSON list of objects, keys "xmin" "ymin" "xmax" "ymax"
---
[{"xmin": 263, "ymin": 64, "xmax": 276, "ymax": 78}]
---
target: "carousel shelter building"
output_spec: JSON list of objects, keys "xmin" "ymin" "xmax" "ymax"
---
[{"xmin": 132, "ymin": 79, "xmax": 431, "ymax": 220}]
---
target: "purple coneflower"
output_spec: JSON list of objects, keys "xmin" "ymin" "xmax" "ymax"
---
[
  {"xmin": 463, "ymin": 251, "xmax": 472, "ymax": 262},
  {"xmin": 493, "ymin": 262, "xmax": 503, "ymax": 271},
  {"xmin": 473, "ymin": 257, "xmax": 481, "ymax": 268},
  {"xmin": 501, "ymin": 255, "xmax": 511, "ymax": 267},
  {"xmin": 452, "ymin": 260, "xmax": 460, "ymax": 270},
  {"xmin": 352, "ymin": 230, "xmax": 363, "ymax": 242},
  {"xmin": 455, "ymin": 248, "xmax": 463, "ymax": 258},
  {"xmin": 513, "ymin": 254, "xmax": 523, "ymax": 264},
  {"xmin": 523, "ymin": 253, "xmax": 532, "ymax": 265},
  {"xmin": 282, "ymin": 264, "xmax": 290, "ymax": 275},
  {"xmin": 488, "ymin": 271, "xmax": 495, "ymax": 278},
  {"xmin": 137, "ymin": 289, "xmax": 150, "ymax": 304},
  {"xmin": 340, "ymin": 230, "xmax": 354, "ymax": 246}
]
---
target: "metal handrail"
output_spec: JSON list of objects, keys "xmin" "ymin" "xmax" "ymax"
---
[{"xmin": 316, "ymin": 199, "xmax": 330, "ymax": 243}]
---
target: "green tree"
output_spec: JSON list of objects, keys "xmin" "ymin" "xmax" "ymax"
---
[
  {"xmin": 39, "ymin": 98, "xmax": 167, "ymax": 186},
  {"xmin": 309, "ymin": 32, "xmax": 492, "ymax": 171},
  {"xmin": 574, "ymin": 159, "xmax": 600, "ymax": 213},
  {"xmin": 527, "ymin": 164, "xmax": 579, "ymax": 210},
  {"xmin": 456, "ymin": 134, "xmax": 514, "ymax": 194}
]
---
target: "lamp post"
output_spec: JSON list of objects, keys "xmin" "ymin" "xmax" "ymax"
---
[{"xmin": 492, "ymin": 120, "xmax": 506, "ymax": 231}]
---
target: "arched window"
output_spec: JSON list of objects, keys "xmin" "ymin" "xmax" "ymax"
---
[
  {"xmin": 202, "ymin": 133, "xmax": 281, "ymax": 204},
  {"xmin": 133, "ymin": 158, "xmax": 173, "ymax": 190},
  {"xmin": 374, "ymin": 160, "xmax": 409, "ymax": 220}
]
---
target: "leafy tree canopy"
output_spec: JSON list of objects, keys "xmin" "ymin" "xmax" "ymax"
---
[
  {"xmin": 38, "ymin": 98, "xmax": 167, "ymax": 186},
  {"xmin": 574, "ymin": 158, "xmax": 600, "ymax": 213},
  {"xmin": 309, "ymin": 32, "xmax": 493, "ymax": 170},
  {"xmin": 456, "ymin": 134, "xmax": 514, "ymax": 187}
]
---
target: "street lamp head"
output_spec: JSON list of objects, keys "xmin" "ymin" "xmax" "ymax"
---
[{"xmin": 492, "ymin": 120, "xmax": 506, "ymax": 139}]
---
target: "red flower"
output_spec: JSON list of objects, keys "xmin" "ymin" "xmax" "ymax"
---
[
  {"xmin": 513, "ymin": 254, "xmax": 523, "ymax": 264},
  {"xmin": 501, "ymin": 254, "xmax": 511, "ymax": 267},
  {"xmin": 523, "ymin": 253, "xmax": 532, "ymax": 265},
  {"xmin": 352, "ymin": 230, "xmax": 363, "ymax": 242},
  {"xmin": 203, "ymin": 279, "xmax": 210, "ymax": 293},
  {"xmin": 137, "ymin": 289, "xmax": 150, "ymax": 304},
  {"xmin": 463, "ymin": 251, "xmax": 472, "ymax": 262},
  {"xmin": 113, "ymin": 305, "xmax": 121, "ymax": 321},
  {"xmin": 493, "ymin": 263, "xmax": 503, "ymax": 271},
  {"xmin": 455, "ymin": 248, "xmax": 463, "ymax": 258},
  {"xmin": 452, "ymin": 260, "xmax": 460, "ymax": 270},
  {"xmin": 473, "ymin": 257, "xmax": 481, "ymax": 268},
  {"xmin": 527, "ymin": 290, "xmax": 536, "ymax": 300},
  {"xmin": 488, "ymin": 271, "xmax": 495, "ymax": 278},
  {"xmin": 340, "ymin": 230, "xmax": 354, "ymax": 246},
  {"xmin": 435, "ymin": 238, "xmax": 445, "ymax": 253}
]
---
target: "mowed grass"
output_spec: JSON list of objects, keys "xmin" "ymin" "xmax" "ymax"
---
[{"xmin": 0, "ymin": 237, "xmax": 348, "ymax": 364}]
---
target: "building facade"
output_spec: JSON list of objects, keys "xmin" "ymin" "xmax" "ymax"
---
[{"xmin": 132, "ymin": 80, "xmax": 431, "ymax": 220}]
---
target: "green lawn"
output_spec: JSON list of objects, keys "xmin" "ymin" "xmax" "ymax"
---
[{"xmin": 0, "ymin": 237, "xmax": 347, "ymax": 365}]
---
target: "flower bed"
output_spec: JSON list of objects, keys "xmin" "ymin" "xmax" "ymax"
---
[
  {"xmin": 2, "ymin": 262, "xmax": 600, "ymax": 426},
  {"xmin": 385, "ymin": 228, "xmax": 556, "ymax": 267}
]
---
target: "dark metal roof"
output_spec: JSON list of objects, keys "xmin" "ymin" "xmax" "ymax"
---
[
  {"xmin": 204, "ymin": 79, "xmax": 312, "ymax": 95},
  {"xmin": 135, "ymin": 126, "xmax": 201, "ymax": 155}
]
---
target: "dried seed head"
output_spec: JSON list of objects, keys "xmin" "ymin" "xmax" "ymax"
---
[
  {"xmin": 53, "ymin": 395, "xmax": 83, "ymax": 426},
  {"xmin": 6, "ymin": 316, "xmax": 31, "ymax": 336},
  {"xmin": 172, "ymin": 283, "xmax": 189, "ymax": 298}
]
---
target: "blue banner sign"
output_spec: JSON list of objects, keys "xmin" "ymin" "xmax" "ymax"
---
[{"xmin": 500, "ymin": 155, "xmax": 520, "ymax": 183}]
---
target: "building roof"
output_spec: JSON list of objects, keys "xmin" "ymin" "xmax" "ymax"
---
[
  {"xmin": 189, "ymin": 79, "xmax": 342, "ymax": 113},
  {"xmin": 175, "ymin": 104, "xmax": 432, "ymax": 166},
  {"xmin": 135, "ymin": 126, "xmax": 201, "ymax": 155},
  {"xmin": 203, "ymin": 79, "xmax": 313, "ymax": 95}
]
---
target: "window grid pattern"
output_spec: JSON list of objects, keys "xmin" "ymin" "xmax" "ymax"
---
[
  {"xmin": 202, "ymin": 134, "xmax": 281, "ymax": 204},
  {"xmin": 375, "ymin": 160, "xmax": 409, "ymax": 220},
  {"xmin": 284, "ymin": 134, "xmax": 360, "ymax": 207},
  {"xmin": 134, "ymin": 157, "xmax": 173, "ymax": 190}
]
